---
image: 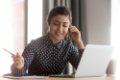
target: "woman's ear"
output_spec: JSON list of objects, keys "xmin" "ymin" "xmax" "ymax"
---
[
  {"xmin": 45, "ymin": 16, "xmax": 50, "ymax": 33},
  {"xmin": 47, "ymin": 26, "xmax": 50, "ymax": 33}
]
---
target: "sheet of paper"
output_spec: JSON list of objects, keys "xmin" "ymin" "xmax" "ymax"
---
[{"xmin": 3, "ymin": 75, "xmax": 48, "ymax": 79}]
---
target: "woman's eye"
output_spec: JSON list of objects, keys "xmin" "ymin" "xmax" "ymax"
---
[{"xmin": 63, "ymin": 25, "xmax": 68, "ymax": 28}]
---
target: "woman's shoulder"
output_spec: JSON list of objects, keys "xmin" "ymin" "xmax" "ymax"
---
[{"xmin": 27, "ymin": 34, "xmax": 48, "ymax": 47}]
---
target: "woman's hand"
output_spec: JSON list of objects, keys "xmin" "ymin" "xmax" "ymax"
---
[
  {"xmin": 69, "ymin": 26, "xmax": 84, "ymax": 48},
  {"xmin": 12, "ymin": 52, "xmax": 24, "ymax": 69}
]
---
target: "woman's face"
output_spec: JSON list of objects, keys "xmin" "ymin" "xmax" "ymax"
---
[{"xmin": 49, "ymin": 15, "xmax": 70, "ymax": 42}]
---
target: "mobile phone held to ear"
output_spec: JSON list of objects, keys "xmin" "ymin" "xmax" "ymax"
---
[{"xmin": 68, "ymin": 26, "xmax": 72, "ymax": 40}]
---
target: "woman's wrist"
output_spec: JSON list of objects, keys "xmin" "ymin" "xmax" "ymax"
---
[
  {"xmin": 75, "ymin": 39, "xmax": 84, "ymax": 49},
  {"xmin": 13, "ymin": 62, "xmax": 24, "ymax": 70}
]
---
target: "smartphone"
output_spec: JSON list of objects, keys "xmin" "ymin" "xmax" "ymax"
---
[{"xmin": 68, "ymin": 26, "xmax": 72, "ymax": 40}]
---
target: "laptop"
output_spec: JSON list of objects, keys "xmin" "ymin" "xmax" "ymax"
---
[{"xmin": 50, "ymin": 44, "xmax": 114, "ymax": 77}]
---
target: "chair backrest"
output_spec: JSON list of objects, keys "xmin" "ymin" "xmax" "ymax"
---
[{"xmin": 106, "ymin": 59, "xmax": 116, "ymax": 75}]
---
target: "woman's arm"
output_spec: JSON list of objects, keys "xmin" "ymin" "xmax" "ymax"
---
[
  {"xmin": 69, "ymin": 26, "xmax": 84, "ymax": 69},
  {"xmin": 69, "ymin": 42, "xmax": 84, "ymax": 69},
  {"xmin": 69, "ymin": 26, "xmax": 84, "ymax": 49},
  {"xmin": 11, "ymin": 44, "xmax": 35, "ymax": 76}
]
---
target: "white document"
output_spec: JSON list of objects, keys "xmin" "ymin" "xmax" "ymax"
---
[{"xmin": 3, "ymin": 75, "xmax": 48, "ymax": 79}]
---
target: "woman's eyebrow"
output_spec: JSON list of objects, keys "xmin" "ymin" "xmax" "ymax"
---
[
  {"xmin": 53, "ymin": 19, "xmax": 69, "ymax": 23},
  {"xmin": 63, "ymin": 22, "xmax": 69, "ymax": 24},
  {"xmin": 53, "ymin": 20, "xmax": 59, "ymax": 23}
]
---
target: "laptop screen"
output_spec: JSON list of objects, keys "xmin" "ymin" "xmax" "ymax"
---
[{"xmin": 75, "ymin": 44, "xmax": 113, "ymax": 77}]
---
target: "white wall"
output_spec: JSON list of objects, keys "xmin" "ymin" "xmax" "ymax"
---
[
  {"xmin": 0, "ymin": 0, "xmax": 25, "ymax": 75},
  {"xmin": 81, "ymin": 0, "xmax": 111, "ymax": 45},
  {"xmin": 13, "ymin": 0, "xmax": 25, "ymax": 53},
  {"xmin": 28, "ymin": 0, "xmax": 43, "ymax": 43}
]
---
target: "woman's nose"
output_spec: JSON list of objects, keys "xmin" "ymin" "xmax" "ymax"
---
[{"xmin": 58, "ymin": 26, "xmax": 63, "ymax": 32}]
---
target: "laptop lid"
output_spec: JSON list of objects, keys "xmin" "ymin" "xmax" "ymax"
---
[{"xmin": 75, "ymin": 44, "xmax": 113, "ymax": 77}]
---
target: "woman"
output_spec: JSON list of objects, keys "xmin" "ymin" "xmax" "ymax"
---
[{"xmin": 11, "ymin": 6, "xmax": 84, "ymax": 76}]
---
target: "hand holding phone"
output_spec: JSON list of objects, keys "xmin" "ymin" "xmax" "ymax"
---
[{"xmin": 68, "ymin": 25, "xmax": 85, "ymax": 48}]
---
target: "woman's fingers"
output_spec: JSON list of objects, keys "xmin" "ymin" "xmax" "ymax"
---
[
  {"xmin": 12, "ymin": 52, "xmax": 24, "ymax": 69},
  {"xmin": 69, "ymin": 26, "xmax": 81, "ymax": 38},
  {"xmin": 12, "ymin": 53, "xmax": 21, "ymax": 61},
  {"xmin": 16, "ymin": 52, "xmax": 19, "ymax": 56}
]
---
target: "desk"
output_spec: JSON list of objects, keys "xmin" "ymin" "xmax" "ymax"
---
[
  {"xmin": 0, "ymin": 76, "xmax": 117, "ymax": 80},
  {"xmin": 48, "ymin": 76, "xmax": 115, "ymax": 80}
]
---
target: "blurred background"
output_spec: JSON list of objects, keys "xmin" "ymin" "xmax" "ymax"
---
[{"xmin": 0, "ymin": 0, "xmax": 120, "ymax": 76}]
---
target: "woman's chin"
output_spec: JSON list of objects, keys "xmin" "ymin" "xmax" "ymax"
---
[{"xmin": 55, "ymin": 37, "xmax": 64, "ymax": 41}]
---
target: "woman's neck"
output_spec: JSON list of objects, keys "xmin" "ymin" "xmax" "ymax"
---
[{"xmin": 48, "ymin": 33, "xmax": 61, "ymax": 44}]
